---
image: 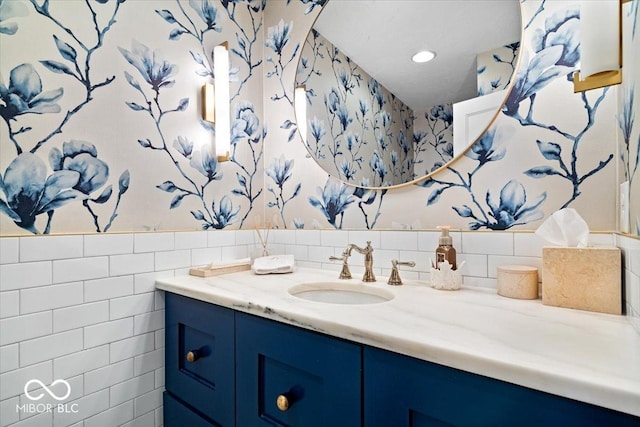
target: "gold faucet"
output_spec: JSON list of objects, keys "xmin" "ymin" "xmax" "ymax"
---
[
  {"xmin": 329, "ymin": 241, "xmax": 376, "ymax": 282},
  {"xmin": 387, "ymin": 260, "xmax": 416, "ymax": 286}
]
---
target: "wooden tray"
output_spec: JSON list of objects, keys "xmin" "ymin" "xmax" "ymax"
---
[{"xmin": 189, "ymin": 263, "xmax": 251, "ymax": 277}]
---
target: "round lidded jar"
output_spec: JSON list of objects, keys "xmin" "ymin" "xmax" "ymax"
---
[{"xmin": 497, "ymin": 265, "xmax": 538, "ymax": 300}]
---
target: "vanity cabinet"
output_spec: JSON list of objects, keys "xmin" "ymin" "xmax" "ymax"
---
[
  {"xmin": 363, "ymin": 347, "xmax": 640, "ymax": 427},
  {"xmin": 164, "ymin": 293, "xmax": 640, "ymax": 427}
]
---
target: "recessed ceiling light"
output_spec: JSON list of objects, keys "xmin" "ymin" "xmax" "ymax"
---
[{"xmin": 412, "ymin": 50, "xmax": 436, "ymax": 63}]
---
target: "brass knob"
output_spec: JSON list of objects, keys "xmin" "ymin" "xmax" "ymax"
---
[
  {"xmin": 276, "ymin": 394, "xmax": 290, "ymax": 411},
  {"xmin": 186, "ymin": 350, "xmax": 199, "ymax": 363}
]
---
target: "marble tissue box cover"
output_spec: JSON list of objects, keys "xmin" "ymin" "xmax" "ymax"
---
[{"xmin": 541, "ymin": 247, "xmax": 621, "ymax": 315}]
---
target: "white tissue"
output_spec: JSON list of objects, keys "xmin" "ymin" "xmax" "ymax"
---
[
  {"xmin": 534, "ymin": 208, "xmax": 589, "ymax": 247},
  {"xmin": 252, "ymin": 254, "xmax": 295, "ymax": 275}
]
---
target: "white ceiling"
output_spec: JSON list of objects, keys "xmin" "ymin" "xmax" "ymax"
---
[{"xmin": 313, "ymin": 0, "xmax": 522, "ymax": 111}]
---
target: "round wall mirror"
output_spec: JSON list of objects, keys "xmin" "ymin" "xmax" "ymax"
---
[{"xmin": 295, "ymin": 0, "xmax": 522, "ymax": 189}]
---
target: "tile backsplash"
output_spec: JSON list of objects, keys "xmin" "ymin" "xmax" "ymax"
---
[{"xmin": 0, "ymin": 230, "xmax": 637, "ymax": 427}]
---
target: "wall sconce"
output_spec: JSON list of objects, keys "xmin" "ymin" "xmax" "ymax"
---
[
  {"xmin": 573, "ymin": 0, "xmax": 628, "ymax": 92},
  {"xmin": 294, "ymin": 86, "xmax": 307, "ymax": 144},
  {"xmin": 201, "ymin": 42, "xmax": 230, "ymax": 162}
]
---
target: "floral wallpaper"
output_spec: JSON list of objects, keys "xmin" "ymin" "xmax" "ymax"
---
[
  {"xmin": 0, "ymin": 0, "xmax": 636, "ymax": 235},
  {"xmin": 477, "ymin": 41, "xmax": 521, "ymax": 96},
  {"xmin": 412, "ymin": 104, "xmax": 453, "ymax": 179},
  {"xmin": 297, "ymin": 29, "xmax": 414, "ymax": 187},
  {"xmin": 1, "ymin": 0, "xmax": 266, "ymax": 234}
]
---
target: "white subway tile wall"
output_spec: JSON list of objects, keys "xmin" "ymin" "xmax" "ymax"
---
[{"xmin": 0, "ymin": 230, "xmax": 637, "ymax": 427}]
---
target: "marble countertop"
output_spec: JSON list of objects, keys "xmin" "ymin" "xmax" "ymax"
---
[{"xmin": 156, "ymin": 267, "xmax": 640, "ymax": 417}]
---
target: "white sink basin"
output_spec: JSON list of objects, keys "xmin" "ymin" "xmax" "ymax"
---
[{"xmin": 288, "ymin": 282, "xmax": 394, "ymax": 305}]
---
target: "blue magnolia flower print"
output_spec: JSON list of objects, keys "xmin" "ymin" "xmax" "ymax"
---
[
  {"xmin": 368, "ymin": 78, "xmax": 384, "ymax": 109},
  {"xmin": 465, "ymin": 128, "xmax": 505, "ymax": 165},
  {"xmin": 353, "ymin": 179, "xmax": 376, "ymax": 205},
  {"xmin": 266, "ymin": 154, "xmax": 294, "ymax": 187},
  {"xmin": 189, "ymin": 0, "xmax": 222, "ymax": 32},
  {"xmin": 294, "ymin": 0, "xmax": 327, "ymax": 15},
  {"xmin": 398, "ymin": 131, "xmax": 410, "ymax": 155},
  {"xmin": 309, "ymin": 179, "xmax": 354, "ymax": 228},
  {"xmin": 346, "ymin": 133, "xmax": 360, "ymax": 152},
  {"xmin": 358, "ymin": 99, "xmax": 369, "ymax": 117},
  {"xmin": 442, "ymin": 142, "xmax": 453, "ymax": 159},
  {"xmin": 265, "ymin": 19, "xmax": 291, "ymax": 55},
  {"xmin": 212, "ymin": 195, "xmax": 239, "ymax": 228},
  {"xmin": 370, "ymin": 150, "xmax": 388, "ymax": 183},
  {"xmin": 0, "ymin": 63, "xmax": 63, "ymax": 122},
  {"xmin": 173, "ymin": 136, "xmax": 194, "ymax": 158},
  {"xmin": 49, "ymin": 140, "xmax": 109, "ymax": 195},
  {"xmin": 326, "ymin": 87, "xmax": 341, "ymax": 114},
  {"xmin": 483, "ymin": 179, "xmax": 547, "ymax": 230},
  {"xmin": 0, "ymin": 153, "xmax": 85, "ymax": 233},
  {"xmin": 339, "ymin": 158, "xmax": 356, "ymax": 181},
  {"xmin": 0, "ymin": 0, "xmax": 29, "ymax": 35},
  {"xmin": 531, "ymin": 8, "xmax": 579, "ymax": 67},
  {"xmin": 390, "ymin": 150, "xmax": 399, "ymax": 168},
  {"xmin": 190, "ymin": 147, "xmax": 222, "ymax": 182},
  {"xmin": 502, "ymin": 45, "xmax": 572, "ymax": 117},
  {"xmin": 231, "ymin": 101, "xmax": 261, "ymax": 145},
  {"xmin": 377, "ymin": 134, "xmax": 388, "ymax": 151},
  {"xmin": 337, "ymin": 68, "xmax": 354, "ymax": 94},
  {"xmin": 310, "ymin": 116, "xmax": 326, "ymax": 142},
  {"xmin": 380, "ymin": 110, "xmax": 390, "ymax": 128},
  {"xmin": 430, "ymin": 105, "xmax": 453, "ymax": 126},
  {"xmin": 413, "ymin": 130, "xmax": 427, "ymax": 145},
  {"xmin": 336, "ymin": 103, "xmax": 351, "ymax": 131},
  {"xmin": 119, "ymin": 40, "xmax": 177, "ymax": 92}
]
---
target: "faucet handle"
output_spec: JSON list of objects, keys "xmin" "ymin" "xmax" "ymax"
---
[
  {"xmin": 329, "ymin": 254, "xmax": 352, "ymax": 279},
  {"xmin": 387, "ymin": 260, "xmax": 416, "ymax": 286}
]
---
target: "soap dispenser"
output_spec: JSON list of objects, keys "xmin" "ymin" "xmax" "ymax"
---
[{"xmin": 435, "ymin": 226, "xmax": 457, "ymax": 270}]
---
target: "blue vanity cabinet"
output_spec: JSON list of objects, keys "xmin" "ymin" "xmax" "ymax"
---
[
  {"xmin": 164, "ymin": 292, "xmax": 639, "ymax": 426},
  {"xmin": 235, "ymin": 312, "xmax": 362, "ymax": 427},
  {"xmin": 165, "ymin": 293, "xmax": 235, "ymax": 427},
  {"xmin": 363, "ymin": 346, "xmax": 640, "ymax": 427}
]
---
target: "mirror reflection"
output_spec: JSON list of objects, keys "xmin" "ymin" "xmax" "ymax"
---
[{"xmin": 295, "ymin": 0, "xmax": 521, "ymax": 188}]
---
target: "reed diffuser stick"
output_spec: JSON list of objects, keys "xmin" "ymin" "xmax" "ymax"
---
[{"xmin": 255, "ymin": 224, "xmax": 270, "ymax": 256}]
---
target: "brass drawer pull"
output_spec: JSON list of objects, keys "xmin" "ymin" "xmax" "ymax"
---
[
  {"xmin": 276, "ymin": 394, "xmax": 290, "ymax": 411},
  {"xmin": 186, "ymin": 350, "xmax": 200, "ymax": 363}
]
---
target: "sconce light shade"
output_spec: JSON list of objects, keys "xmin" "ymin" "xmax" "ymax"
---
[
  {"xmin": 214, "ymin": 43, "xmax": 231, "ymax": 162},
  {"xmin": 294, "ymin": 86, "xmax": 307, "ymax": 144},
  {"xmin": 580, "ymin": 1, "xmax": 619, "ymax": 78},
  {"xmin": 573, "ymin": 0, "xmax": 624, "ymax": 92}
]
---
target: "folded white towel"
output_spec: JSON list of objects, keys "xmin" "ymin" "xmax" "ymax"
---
[{"xmin": 252, "ymin": 254, "xmax": 295, "ymax": 275}]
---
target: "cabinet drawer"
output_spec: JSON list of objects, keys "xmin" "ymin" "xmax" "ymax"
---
[
  {"xmin": 164, "ymin": 392, "xmax": 217, "ymax": 427},
  {"xmin": 165, "ymin": 293, "xmax": 235, "ymax": 426},
  {"xmin": 236, "ymin": 313, "xmax": 361, "ymax": 427}
]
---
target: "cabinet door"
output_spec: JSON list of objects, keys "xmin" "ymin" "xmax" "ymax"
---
[
  {"xmin": 164, "ymin": 392, "xmax": 216, "ymax": 427},
  {"xmin": 364, "ymin": 347, "xmax": 640, "ymax": 427},
  {"xmin": 236, "ymin": 313, "xmax": 361, "ymax": 427},
  {"xmin": 165, "ymin": 293, "xmax": 235, "ymax": 426}
]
